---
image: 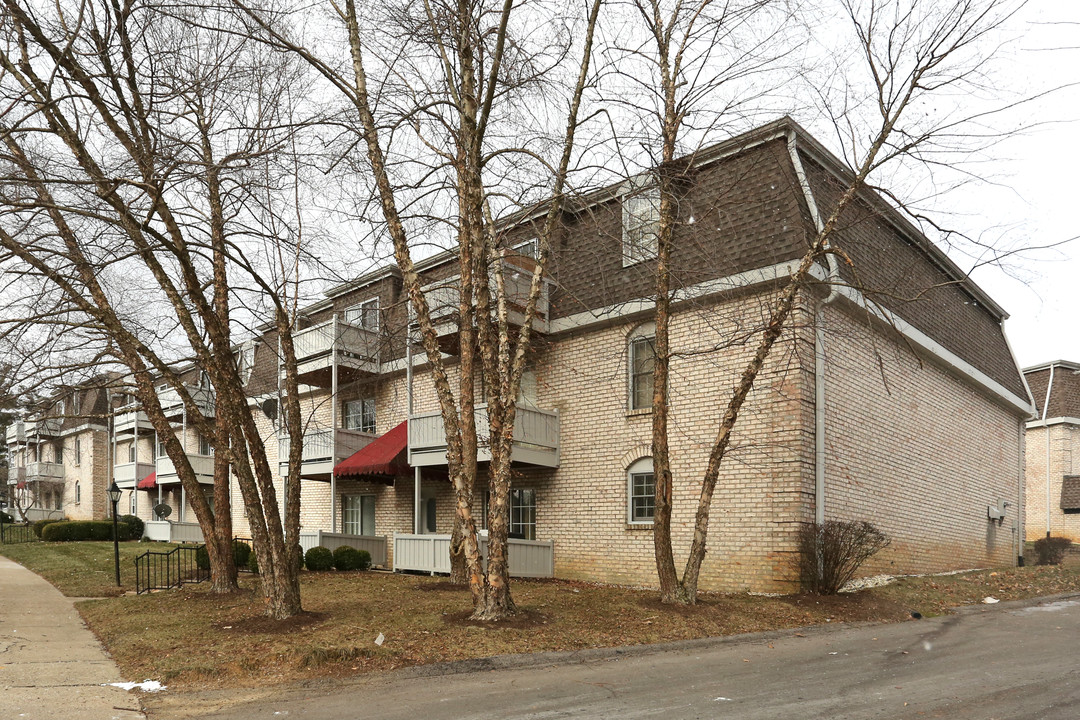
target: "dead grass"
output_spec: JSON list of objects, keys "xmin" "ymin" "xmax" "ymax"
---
[{"xmin": 6, "ymin": 542, "xmax": 1080, "ymax": 690}]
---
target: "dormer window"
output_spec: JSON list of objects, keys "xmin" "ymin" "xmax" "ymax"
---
[
  {"xmin": 512, "ymin": 238, "xmax": 539, "ymax": 259},
  {"xmin": 345, "ymin": 297, "xmax": 380, "ymax": 332},
  {"xmin": 621, "ymin": 180, "xmax": 661, "ymax": 266}
]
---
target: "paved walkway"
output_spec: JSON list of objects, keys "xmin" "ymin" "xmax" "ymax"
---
[{"xmin": 0, "ymin": 556, "xmax": 144, "ymax": 720}]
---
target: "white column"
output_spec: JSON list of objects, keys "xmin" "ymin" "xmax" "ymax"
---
[{"xmin": 414, "ymin": 466, "xmax": 422, "ymax": 534}]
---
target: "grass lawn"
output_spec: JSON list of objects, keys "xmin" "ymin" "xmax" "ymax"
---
[
  {"xmin": 0, "ymin": 540, "xmax": 179, "ymax": 597},
  {"xmin": 3, "ymin": 541, "xmax": 1080, "ymax": 689}
]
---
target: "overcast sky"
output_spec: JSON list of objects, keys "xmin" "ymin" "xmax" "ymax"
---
[{"xmin": 957, "ymin": 0, "xmax": 1080, "ymax": 369}]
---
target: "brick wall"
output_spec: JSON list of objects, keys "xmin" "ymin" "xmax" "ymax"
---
[
  {"xmin": 820, "ymin": 304, "xmax": 1024, "ymax": 575},
  {"xmin": 1024, "ymin": 422, "xmax": 1080, "ymax": 541}
]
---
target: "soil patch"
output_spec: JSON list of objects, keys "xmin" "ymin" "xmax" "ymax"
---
[
  {"xmin": 443, "ymin": 608, "xmax": 549, "ymax": 629},
  {"xmin": 782, "ymin": 591, "xmax": 913, "ymax": 623},
  {"xmin": 414, "ymin": 581, "xmax": 471, "ymax": 592},
  {"xmin": 215, "ymin": 611, "xmax": 329, "ymax": 634}
]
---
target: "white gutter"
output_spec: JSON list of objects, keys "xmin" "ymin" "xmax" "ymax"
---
[
  {"xmin": 787, "ymin": 130, "xmax": 837, "ymax": 525},
  {"xmin": 1042, "ymin": 364, "xmax": 1055, "ymax": 537}
]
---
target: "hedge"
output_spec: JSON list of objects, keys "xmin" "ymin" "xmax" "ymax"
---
[
  {"xmin": 33, "ymin": 518, "xmax": 64, "ymax": 538},
  {"xmin": 304, "ymin": 545, "xmax": 334, "ymax": 571},
  {"xmin": 332, "ymin": 545, "xmax": 371, "ymax": 571},
  {"xmin": 41, "ymin": 520, "xmax": 132, "ymax": 542},
  {"xmin": 120, "ymin": 514, "xmax": 145, "ymax": 539}
]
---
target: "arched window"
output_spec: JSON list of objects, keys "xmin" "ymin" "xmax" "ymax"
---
[
  {"xmin": 75, "ymin": 481, "xmax": 81, "ymax": 504},
  {"xmin": 628, "ymin": 323, "xmax": 656, "ymax": 411},
  {"xmin": 627, "ymin": 457, "xmax": 655, "ymax": 524}
]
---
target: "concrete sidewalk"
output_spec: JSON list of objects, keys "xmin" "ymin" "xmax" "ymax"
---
[{"xmin": 0, "ymin": 556, "xmax": 144, "ymax": 720}]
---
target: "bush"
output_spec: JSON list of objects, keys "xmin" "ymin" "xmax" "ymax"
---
[
  {"xmin": 196, "ymin": 545, "xmax": 210, "ymax": 570},
  {"xmin": 794, "ymin": 520, "xmax": 891, "ymax": 595},
  {"xmin": 40, "ymin": 520, "xmax": 131, "ymax": 543},
  {"xmin": 120, "ymin": 514, "xmax": 144, "ymax": 539},
  {"xmin": 33, "ymin": 518, "xmax": 64, "ymax": 538},
  {"xmin": 305, "ymin": 545, "xmax": 334, "ymax": 571},
  {"xmin": 1033, "ymin": 536, "xmax": 1072, "ymax": 566},
  {"xmin": 247, "ymin": 550, "xmax": 260, "ymax": 575},
  {"xmin": 332, "ymin": 545, "xmax": 368, "ymax": 571}
]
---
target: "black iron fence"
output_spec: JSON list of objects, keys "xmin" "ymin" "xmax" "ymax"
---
[
  {"xmin": 0, "ymin": 523, "xmax": 36, "ymax": 544},
  {"xmin": 233, "ymin": 536, "xmax": 256, "ymax": 573},
  {"xmin": 134, "ymin": 544, "xmax": 208, "ymax": 594}
]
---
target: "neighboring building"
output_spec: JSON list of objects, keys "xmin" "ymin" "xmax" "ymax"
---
[
  {"xmin": 5, "ymin": 383, "xmax": 111, "ymax": 521},
  {"xmin": 91, "ymin": 118, "xmax": 1033, "ymax": 592},
  {"xmin": 1023, "ymin": 360, "xmax": 1080, "ymax": 541}
]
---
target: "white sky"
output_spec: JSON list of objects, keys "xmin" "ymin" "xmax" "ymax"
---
[{"xmin": 958, "ymin": 0, "xmax": 1080, "ymax": 369}]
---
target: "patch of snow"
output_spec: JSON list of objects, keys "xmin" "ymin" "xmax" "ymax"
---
[
  {"xmin": 982, "ymin": 597, "xmax": 1000, "ymax": 604},
  {"xmin": 839, "ymin": 574, "xmax": 896, "ymax": 592},
  {"xmin": 1015, "ymin": 600, "xmax": 1079, "ymax": 614},
  {"xmin": 107, "ymin": 680, "xmax": 166, "ymax": 693},
  {"xmin": 713, "ymin": 697, "xmax": 733, "ymax": 701}
]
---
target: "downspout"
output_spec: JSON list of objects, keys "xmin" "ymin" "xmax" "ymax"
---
[
  {"xmin": 1017, "ymin": 418, "xmax": 1025, "ymax": 565},
  {"xmin": 1042, "ymin": 364, "xmax": 1055, "ymax": 537},
  {"xmin": 788, "ymin": 130, "xmax": 839, "ymax": 524},
  {"xmin": 331, "ymin": 313, "xmax": 339, "ymax": 533},
  {"xmin": 407, "ymin": 323, "xmax": 421, "ymax": 534}
]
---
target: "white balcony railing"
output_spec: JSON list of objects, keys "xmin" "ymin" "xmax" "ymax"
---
[
  {"xmin": 278, "ymin": 428, "xmax": 375, "ymax": 476},
  {"xmin": 408, "ymin": 403, "xmax": 559, "ymax": 468},
  {"xmin": 26, "ymin": 418, "xmax": 61, "ymax": 439},
  {"xmin": 156, "ymin": 453, "xmax": 214, "ymax": 483},
  {"xmin": 5, "ymin": 420, "xmax": 25, "ymax": 445},
  {"xmin": 114, "ymin": 409, "xmax": 150, "ymax": 435},
  {"xmin": 287, "ymin": 318, "xmax": 380, "ymax": 385},
  {"xmin": 114, "ymin": 461, "xmax": 156, "ymax": 488},
  {"xmin": 25, "ymin": 462, "xmax": 65, "ymax": 483},
  {"xmin": 410, "ymin": 256, "xmax": 551, "ymax": 335},
  {"xmin": 155, "ymin": 384, "xmax": 215, "ymax": 419}
]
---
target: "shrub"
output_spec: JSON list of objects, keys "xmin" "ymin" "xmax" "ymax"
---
[
  {"xmin": 33, "ymin": 518, "xmax": 64, "ymax": 538},
  {"xmin": 332, "ymin": 545, "xmax": 363, "ymax": 571},
  {"xmin": 196, "ymin": 545, "xmax": 210, "ymax": 570},
  {"xmin": 248, "ymin": 550, "xmax": 260, "ymax": 575},
  {"xmin": 305, "ymin": 545, "xmax": 334, "ymax": 571},
  {"xmin": 1033, "ymin": 536, "xmax": 1072, "ymax": 566},
  {"xmin": 120, "ymin": 514, "xmax": 144, "ymax": 539},
  {"xmin": 232, "ymin": 539, "xmax": 252, "ymax": 569},
  {"xmin": 40, "ymin": 520, "xmax": 131, "ymax": 542},
  {"xmin": 794, "ymin": 520, "xmax": 891, "ymax": 595}
]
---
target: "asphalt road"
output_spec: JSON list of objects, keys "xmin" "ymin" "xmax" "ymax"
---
[{"xmin": 154, "ymin": 595, "xmax": 1080, "ymax": 720}]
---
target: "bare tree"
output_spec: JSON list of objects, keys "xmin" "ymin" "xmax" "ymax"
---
[
  {"xmin": 0, "ymin": 0, "xmax": 322, "ymax": 616},
  {"xmin": 234, "ymin": 0, "xmax": 603, "ymax": 619},
  {"xmin": 625, "ymin": 0, "xmax": 1031, "ymax": 603}
]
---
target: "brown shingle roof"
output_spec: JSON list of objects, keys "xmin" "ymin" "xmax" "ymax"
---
[
  {"xmin": 1025, "ymin": 362, "xmax": 1080, "ymax": 418},
  {"xmin": 1061, "ymin": 476, "xmax": 1080, "ymax": 511}
]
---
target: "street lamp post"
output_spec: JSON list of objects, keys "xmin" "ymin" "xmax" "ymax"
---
[{"xmin": 108, "ymin": 481, "xmax": 122, "ymax": 587}]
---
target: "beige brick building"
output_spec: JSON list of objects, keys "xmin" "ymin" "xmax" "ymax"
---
[
  {"xmin": 1023, "ymin": 361, "xmax": 1080, "ymax": 541},
  {"xmin": 36, "ymin": 119, "xmax": 1031, "ymax": 593}
]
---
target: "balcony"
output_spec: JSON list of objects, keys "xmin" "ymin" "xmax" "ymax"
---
[
  {"xmin": 156, "ymin": 384, "xmax": 215, "ymax": 420},
  {"xmin": 114, "ymin": 409, "xmax": 150, "ymax": 436},
  {"xmin": 114, "ymin": 461, "xmax": 156, "ymax": 489},
  {"xmin": 286, "ymin": 317, "xmax": 380, "ymax": 388},
  {"xmin": 278, "ymin": 428, "xmax": 376, "ymax": 480},
  {"xmin": 410, "ymin": 255, "xmax": 552, "ymax": 354},
  {"xmin": 408, "ymin": 403, "xmax": 560, "ymax": 468},
  {"xmin": 25, "ymin": 462, "xmax": 65, "ymax": 484},
  {"xmin": 156, "ymin": 453, "xmax": 214, "ymax": 485},
  {"xmin": 25, "ymin": 418, "xmax": 61, "ymax": 440},
  {"xmin": 5, "ymin": 420, "xmax": 25, "ymax": 445}
]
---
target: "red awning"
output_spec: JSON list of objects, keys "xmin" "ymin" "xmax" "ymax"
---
[
  {"xmin": 16, "ymin": 481, "xmax": 26, "ymax": 489},
  {"xmin": 137, "ymin": 472, "xmax": 157, "ymax": 490},
  {"xmin": 333, "ymin": 421, "xmax": 409, "ymax": 479}
]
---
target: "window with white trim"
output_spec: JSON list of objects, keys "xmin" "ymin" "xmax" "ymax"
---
[
  {"xmin": 628, "ymin": 324, "xmax": 656, "ymax": 411},
  {"xmin": 627, "ymin": 457, "xmax": 655, "ymax": 524},
  {"xmin": 345, "ymin": 297, "xmax": 380, "ymax": 332},
  {"xmin": 198, "ymin": 433, "xmax": 214, "ymax": 457},
  {"xmin": 156, "ymin": 434, "xmax": 168, "ymax": 458},
  {"xmin": 54, "ymin": 442, "xmax": 63, "ymax": 464},
  {"xmin": 481, "ymin": 488, "xmax": 537, "ymax": 540},
  {"xmin": 512, "ymin": 238, "xmax": 538, "ymax": 259},
  {"xmin": 127, "ymin": 442, "xmax": 136, "ymax": 463},
  {"xmin": 75, "ymin": 481, "xmax": 81, "ymax": 504},
  {"xmin": 129, "ymin": 493, "xmax": 137, "ymax": 515},
  {"xmin": 621, "ymin": 182, "xmax": 660, "ymax": 266},
  {"xmin": 72, "ymin": 392, "xmax": 80, "ymax": 415},
  {"xmin": 344, "ymin": 397, "xmax": 376, "ymax": 434},
  {"xmin": 73, "ymin": 437, "xmax": 81, "ymax": 466},
  {"xmin": 341, "ymin": 494, "xmax": 376, "ymax": 535}
]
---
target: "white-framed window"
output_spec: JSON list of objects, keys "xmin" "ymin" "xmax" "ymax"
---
[
  {"xmin": 622, "ymin": 181, "xmax": 661, "ymax": 266},
  {"xmin": 129, "ymin": 492, "xmax": 137, "ymax": 515},
  {"xmin": 75, "ymin": 481, "xmax": 81, "ymax": 505},
  {"xmin": 57, "ymin": 399, "xmax": 66, "ymax": 416},
  {"xmin": 628, "ymin": 323, "xmax": 656, "ymax": 411},
  {"xmin": 72, "ymin": 392, "xmax": 81, "ymax": 415},
  {"xmin": 512, "ymin": 238, "xmax": 539, "ymax": 259},
  {"xmin": 156, "ymin": 434, "xmax": 168, "ymax": 458},
  {"xmin": 345, "ymin": 297, "xmax": 380, "ymax": 332},
  {"xmin": 344, "ymin": 398, "xmax": 376, "ymax": 434},
  {"xmin": 480, "ymin": 488, "xmax": 537, "ymax": 540},
  {"xmin": 341, "ymin": 494, "xmax": 376, "ymax": 535},
  {"xmin": 127, "ymin": 443, "xmax": 136, "ymax": 463},
  {"xmin": 73, "ymin": 437, "xmax": 81, "ymax": 466},
  {"xmin": 627, "ymin": 457, "xmax": 655, "ymax": 524},
  {"xmin": 204, "ymin": 487, "xmax": 215, "ymax": 517},
  {"xmin": 54, "ymin": 442, "xmax": 63, "ymax": 464},
  {"xmin": 198, "ymin": 433, "xmax": 214, "ymax": 456}
]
